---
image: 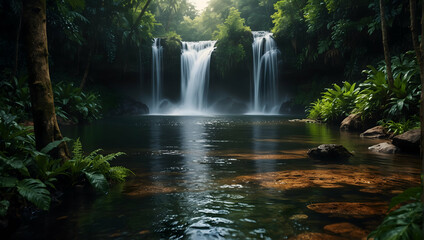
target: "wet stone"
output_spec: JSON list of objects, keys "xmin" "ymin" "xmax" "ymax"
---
[
  {"xmin": 289, "ymin": 214, "xmax": 308, "ymax": 220},
  {"xmin": 307, "ymin": 144, "xmax": 353, "ymax": 160},
  {"xmin": 324, "ymin": 222, "xmax": 368, "ymax": 239},
  {"xmin": 289, "ymin": 232, "xmax": 347, "ymax": 240},
  {"xmin": 307, "ymin": 202, "xmax": 387, "ymax": 218}
]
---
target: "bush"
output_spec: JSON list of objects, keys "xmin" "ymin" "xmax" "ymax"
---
[
  {"xmin": 54, "ymin": 82, "xmax": 102, "ymax": 123},
  {"xmin": 355, "ymin": 52, "xmax": 420, "ymax": 121},
  {"xmin": 378, "ymin": 117, "xmax": 420, "ymax": 135},
  {"xmin": 0, "ymin": 72, "xmax": 31, "ymax": 122},
  {"xmin": 369, "ymin": 186, "xmax": 423, "ymax": 239},
  {"xmin": 0, "ymin": 71, "xmax": 102, "ymax": 124},
  {"xmin": 307, "ymin": 81, "xmax": 359, "ymax": 122},
  {"xmin": 0, "ymin": 111, "xmax": 131, "ymax": 217},
  {"xmin": 213, "ymin": 8, "xmax": 252, "ymax": 77},
  {"xmin": 309, "ymin": 52, "xmax": 421, "ymax": 124}
]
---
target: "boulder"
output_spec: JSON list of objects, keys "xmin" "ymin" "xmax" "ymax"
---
[
  {"xmin": 368, "ymin": 142, "xmax": 399, "ymax": 154},
  {"xmin": 392, "ymin": 129, "xmax": 420, "ymax": 153},
  {"xmin": 360, "ymin": 126, "xmax": 389, "ymax": 139},
  {"xmin": 111, "ymin": 98, "xmax": 149, "ymax": 116},
  {"xmin": 212, "ymin": 97, "xmax": 248, "ymax": 114},
  {"xmin": 307, "ymin": 144, "xmax": 353, "ymax": 160},
  {"xmin": 289, "ymin": 119, "xmax": 321, "ymax": 124},
  {"xmin": 323, "ymin": 222, "xmax": 368, "ymax": 239},
  {"xmin": 340, "ymin": 113, "xmax": 365, "ymax": 131},
  {"xmin": 279, "ymin": 100, "xmax": 305, "ymax": 114}
]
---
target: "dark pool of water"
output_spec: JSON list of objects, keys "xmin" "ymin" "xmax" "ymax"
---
[{"xmin": 12, "ymin": 115, "xmax": 421, "ymax": 239}]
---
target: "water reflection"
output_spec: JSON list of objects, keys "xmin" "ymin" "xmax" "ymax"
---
[{"xmin": 12, "ymin": 116, "xmax": 421, "ymax": 240}]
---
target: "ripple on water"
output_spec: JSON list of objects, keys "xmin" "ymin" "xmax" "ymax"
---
[{"xmin": 185, "ymin": 216, "xmax": 236, "ymax": 239}]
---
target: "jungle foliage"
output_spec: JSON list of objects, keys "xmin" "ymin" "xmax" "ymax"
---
[
  {"xmin": 0, "ymin": 111, "xmax": 131, "ymax": 217},
  {"xmin": 369, "ymin": 186, "xmax": 423, "ymax": 240},
  {"xmin": 0, "ymin": 72, "xmax": 102, "ymax": 124},
  {"xmin": 308, "ymin": 52, "xmax": 421, "ymax": 127},
  {"xmin": 213, "ymin": 8, "xmax": 252, "ymax": 77}
]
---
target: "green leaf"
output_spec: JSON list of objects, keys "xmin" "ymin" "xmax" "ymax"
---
[
  {"xmin": 0, "ymin": 200, "xmax": 10, "ymax": 217},
  {"xmin": 0, "ymin": 176, "xmax": 18, "ymax": 188},
  {"xmin": 17, "ymin": 179, "xmax": 51, "ymax": 211},
  {"xmin": 40, "ymin": 137, "xmax": 72, "ymax": 154},
  {"xmin": 389, "ymin": 186, "xmax": 422, "ymax": 210},
  {"xmin": 83, "ymin": 171, "xmax": 108, "ymax": 192}
]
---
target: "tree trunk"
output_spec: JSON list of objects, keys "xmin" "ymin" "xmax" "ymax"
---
[
  {"xmin": 80, "ymin": 47, "xmax": 93, "ymax": 89},
  {"xmin": 13, "ymin": 10, "xmax": 22, "ymax": 77},
  {"xmin": 22, "ymin": 0, "xmax": 69, "ymax": 160},
  {"xmin": 379, "ymin": 0, "xmax": 395, "ymax": 88},
  {"xmin": 409, "ymin": 0, "xmax": 424, "ymax": 207}
]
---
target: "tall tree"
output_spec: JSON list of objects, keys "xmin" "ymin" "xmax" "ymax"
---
[
  {"xmin": 379, "ymin": 0, "xmax": 395, "ymax": 88},
  {"xmin": 409, "ymin": 0, "xmax": 424, "ymax": 206},
  {"xmin": 22, "ymin": 0, "xmax": 69, "ymax": 159}
]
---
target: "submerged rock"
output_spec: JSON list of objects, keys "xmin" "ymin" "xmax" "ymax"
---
[
  {"xmin": 360, "ymin": 126, "xmax": 389, "ymax": 139},
  {"xmin": 232, "ymin": 165, "xmax": 419, "ymax": 192},
  {"xmin": 340, "ymin": 113, "xmax": 364, "ymax": 131},
  {"xmin": 307, "ymin": 202, "xmax": 387, "ymax": 218},
  {"xmin": 289, "ymin": 119, "xmax": 321, "ymax": 124},
  {"xmin": 392, "ymin": 129, "xmax": 420, "ymax": 153},
  {"xmin": 307, "ymin": 144, "xmax": 353, "ymax": 160},
  {"xmin": 212, "ymin": 97, "xmax": 248, "ymax": 114},
  {"xmin": 289, "ymin": 214, "xmax": 308, "ymax": 220},
  {"xmin": 289, "ymin": 232, "xmax": 346, "ymax": 240},
  {"xmin": 368, "ymin": 142, "xmax": 399, "ymax": 154},
  {"xmin": 111, "ymin": 98, "xmax": 149, "ymax": 116},
  {"xmin": 323, "ymin": 222, "xmax": 368, "ymax": 239}
]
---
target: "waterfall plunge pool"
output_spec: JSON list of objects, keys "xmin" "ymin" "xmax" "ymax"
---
[{"xmin": 12, "ymin": 115, "xmax": 421, "ymax": 239}]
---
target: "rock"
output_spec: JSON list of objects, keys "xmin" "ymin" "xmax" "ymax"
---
[
  {"xmin": 289, "ymin": 232, "xmax": 346, "ymax": 240},
  {"xmin": 307, "ymin": 202, "xmax": 387, "ymax": 218},
  {"xmin": 323, "ymin": 222, "xmax": 368, "ymax": 239},
  {"xmin": 289, "ymin": 119, "xmax": 321, "ymax": 124},
  {"xmin": 340, "ymin": 113, "xmax": 366, "ymax": 131},
  {"xmin": 232, "ymin": 166, "xmax": 419, "ymax": 192},
  {"xmin": 392, "ymin": 129, "xmax": 420, "ymax": 153},
  {"xmin": 307, "ymin": 144, "xmax": 353, "ymax": 160},
  {"xmin": 368, "ymin": 142, "xmax": 399, "ymax": 154},
  {"xmin": 111, "ymin": 98, "xmax": 149, "ymax": 116},
  {"xmin": 360, "ymin": 126, "xmax": 389, "ymax": 139},
  {"xmin": 289, "ymin": 214, "xmax": 308, "ymax": 220},
  {"xmin": 212, "ymin": 97, "xmax": 248, "ymax": 114},
  {"xmin": 279, "ymin": 100, "xmax": 305, "ymax": 114}
]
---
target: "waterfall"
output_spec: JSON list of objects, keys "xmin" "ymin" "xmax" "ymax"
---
[
  {"xmin": 251, "ymin": 31, "xmax": 279, "ymax": 113},
  {"xmin": 151, "ymin": 38, "xmax": 163, "ymax": 113},
  {"xmin": 180, "ymin": 41, "xmax": 216, "ymax": 113}
]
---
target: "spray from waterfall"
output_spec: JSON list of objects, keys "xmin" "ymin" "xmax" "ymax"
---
[
  {"xmin": 251, "ymin": 31, "xmax": 279, "ymax": 113},
  {"xmin": 180, "ymin": 41, "xmax": 216, "ymax": 114},
  {"xmin": 151, "ymin": 38, "xmax": 163, "ymax": 113}
]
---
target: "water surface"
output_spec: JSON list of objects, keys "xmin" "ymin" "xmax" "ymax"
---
[{"xmin": 13, "ymin": 116, "xmax": 420, "ymax": 239}]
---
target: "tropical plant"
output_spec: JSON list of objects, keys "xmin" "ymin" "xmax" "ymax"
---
[
  {"xmin": 0, "ymin": 71, "xmax": 31, "ymax": 122},
  {"xmin": 307, "ymin": 81, "xmax": 359, "ymax": 122},
  {"xmin": 378, "ymin": 118, "xmax": 420, "ymax": 135},
  {"xmin": 64, "ymin": 139, "xmax": 132, "ymax": 192},
  {"xmin": 369, "ymin": 186, "xmax": 423, "ymax": 239},
  {"xmin": 53, "ymin": 82, "xmax": 102, "ymax": 123},
  {"xmin": 0, "ymin": 111, "xmax": 131, "ymax": 217}
]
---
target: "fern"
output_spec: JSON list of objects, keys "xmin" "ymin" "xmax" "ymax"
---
[
  {"xmin": 108, "ymin": 166, "xmax": 134, "ymax": 183},
  {"xmin": 72, "ymin": 138, "xmax": 83, "ymax": 160},
  {"xmin": 17, "ymin": 179, "xmax": 51, "ymax": 211}
]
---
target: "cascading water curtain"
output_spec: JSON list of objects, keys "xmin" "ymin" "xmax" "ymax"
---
[
  {"xmin": 151, "ymin": 38, "xmax": 163, "ymax": 113},
  {"xmin": 252, "ymin": 31, "xmax": 280, "ymax": 113},
  {"xmin": 180, "ymin": 41, "xmax": 216, "ymax": 113}
]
